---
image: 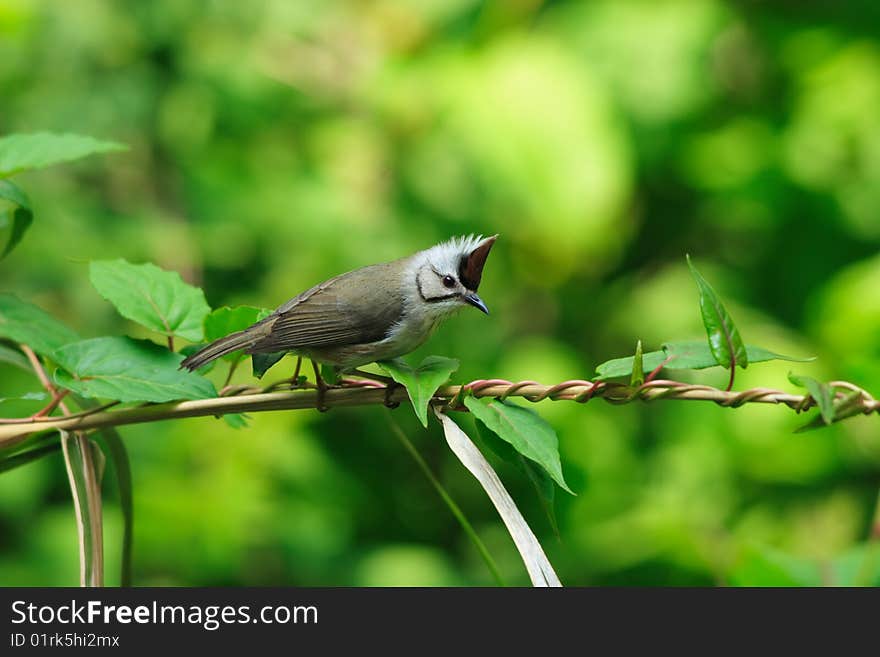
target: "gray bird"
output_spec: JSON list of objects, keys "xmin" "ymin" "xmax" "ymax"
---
[{"xmin": 180, "ymin": 235, "xmax": 497, "ymax": 377}]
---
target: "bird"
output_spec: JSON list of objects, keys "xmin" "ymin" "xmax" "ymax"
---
[{"xmin": 180, "ymin": 235, "xmax": 497, "ymax": 386}]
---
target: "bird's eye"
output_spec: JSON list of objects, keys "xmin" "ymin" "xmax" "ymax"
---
[{"xmin": 442, "ymin": 275, "xmax": 456, "ymax": 289}]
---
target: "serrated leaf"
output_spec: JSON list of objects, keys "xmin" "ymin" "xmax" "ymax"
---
[
  {"xmin": 595, "ymin": 341, "xmax": 814, "ymax": 380},
  {"xmin": 0, "ymin": 293, "xmax": 80, "ymax": 356},
  {"xmin": 203, "ymin": 306, "xmax": 267, "ymax": 363},
  {"xmin": 90, "ymin": 259, "xmax": 211, "ymax": 343},
  {"xmin": 53, "ymin": 336, "xmax": 216, "ymax": 403},
  {"xmin": 0, "ymin": 180, "xmax": 33, "ymax": 259},
  {"xmin": 378, "ymin": 356, "xmax": 459, "ymax": 427},
  {"xmin": 630, "ymin": 340, "xmax": 644, "ymax": 386},
  {"xmin": 252, "ymin": 351, "xmax": 285, "ymax": 378},
  {"xmin": 463, "ymin": 396, "xmax": 572, "ymax": 494},
  {"xmin": 0, "ymin": 132, "xmax": 127, "ymax": 178},
  {"xmin": 788, "ymin": 373, "xmax": 835, "ymax": 425},
  {"xmin": 686, "ymin": 255, "xmax": 748, "ymax": 370}
]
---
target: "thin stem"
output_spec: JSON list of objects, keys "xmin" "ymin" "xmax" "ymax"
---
[
  {"xmin": 20, "ymin": 344, "xmax": 54, "ymax": 390},
  {"xmin": 725, "ymin": 363, "xmax": 736, "ymax": 392},
  {"xmin": 32, "ymin": 389, "xmax": 70, "ymax": 418},
  {"xmin": 387, "ymin": 413, "xmax": 506, "ymax": 586},
  {"xmin": 222, "ymin": 357, "xmax": 241, "ymax": 390},
  {"xmin": 167, "ymin": 335, "xmax": 174, "ymax": 351}
]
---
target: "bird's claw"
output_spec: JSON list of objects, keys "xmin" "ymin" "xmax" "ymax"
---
[{"xmin": 384, "ymin": 382, "xmax": 401, "ymax": 409}]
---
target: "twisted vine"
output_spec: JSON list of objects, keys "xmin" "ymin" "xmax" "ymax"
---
[{"xmin": 1, "ymin": 374, "xmax": 877, "ymax": 447}]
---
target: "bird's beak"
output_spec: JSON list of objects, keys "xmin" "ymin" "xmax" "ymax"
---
[{"xmin": 464, "ymin": 292, "xmax": 489, "ymax": 314}]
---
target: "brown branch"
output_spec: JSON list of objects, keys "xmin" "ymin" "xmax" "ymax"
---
[{"xmin": 1, "ymin": 376, "xmax": 877, "ymax": 447}]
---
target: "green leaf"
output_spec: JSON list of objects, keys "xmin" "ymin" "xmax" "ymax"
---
[
  {"xmin": 320, "ymin": 364, "xmax": 340, "ymax": 385},
  {"xmin": 204, "ymin": 305, "xmax": 266, "ymax": 341},
  {"xmin": 378, "ymin": 356, "xmax": 460, "ymax": 427},
  {"xmin": 0, "ymin": 343, "xmax": 30, "ymax": 371},
  {"xmin": 474, "ymin": 419, "xmax": 560, "ymax": 537},
  {"xmin": 0, "ymin": 293, "xmax": 80, "ymax": 356},
  {"xmin": 0, "ymin": 180, "xmax": 33, "ymax": 259},
  {"xmin": 203, "ymin": 306, "xmax": 267, "ymax": 363},
  {"xmin": 222, "ymin": 413, "xmax": 250, "ymax": 429},
  {"xmin": 59, "ymin": 430, "xmax": 104, "ymax": 586},
  {"xmin": 0, "ymin": 132, "xmax": 127, "ymax": 178},
  {"xmin": 665, "ymin": 341, "xmax": 812, "ymax": 369},
  {"xmin": 52, "ymin": 336, "xmax": 217, "ymax": 403},
  {"xmin": 94, "ymin": 427, "xmax": 133, "ymax": 587},
  {"xmin": 595, "ymin": 350, "xmax": 668, "ymax": 380},
  {"xmin": 788, "ymin": 373, "xmax": 835, "ymax": 425},
  {"xmin": 630, "ymin": 340, "xmax": 644, "ymax": 386},
  {"xmin": 90, "ymin": 259, "xmax": 211, "ymax": 343},
  {"xmin": 252, "ymin": 351, "xmax": 285, "ymax": 378},
  {"xmin": 686, "ymin": 255, "xmax": 748, "ymax": 369},
  {"xmin": 595, "ymin": 341, "xmax": 814, "ymax": 380},
  {"xmin": 463, "ymin": 396, "xmax": 573, "ymax": 494}
]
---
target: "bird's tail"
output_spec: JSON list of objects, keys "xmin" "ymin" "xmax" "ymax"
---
[{"xmin": 179, "ymin": 328, "xmax": 262, "ymax": 371}]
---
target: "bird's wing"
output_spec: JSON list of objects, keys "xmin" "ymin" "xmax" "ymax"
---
[{"xmin": 249, "ymin": 261, "xmax": 407, "ymax": 352}]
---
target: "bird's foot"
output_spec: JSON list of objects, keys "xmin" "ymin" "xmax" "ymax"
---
[
  {"xmin": 310, "ymin": 360, "xmax": 330, "ymax": 412},
  {"xmin": 384, "ymin": 381, "xmax": 402, "ymax": 409}
]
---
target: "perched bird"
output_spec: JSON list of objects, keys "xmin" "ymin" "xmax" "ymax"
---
[{"xmin": 180, "ymin": 235, "xmax": 497, "ymax": 377}]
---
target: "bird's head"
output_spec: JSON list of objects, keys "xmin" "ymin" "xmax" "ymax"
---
[{"xmin": 414, "ymin": 234, "xmax": 497, "ymax": 316}]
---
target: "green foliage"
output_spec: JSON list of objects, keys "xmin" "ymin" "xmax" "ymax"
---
[
  {"xmin": 378, "ymin": 356, "xmax": 460, "ymax": 427},
  {"xmin": 251, "ymin": 352, "xmax": 285, "ymax": 379},
  {"xmin": 686, "ymin": 255, "xmax": 748, "ymax": 370},
  {"xmin": 473, "ymin": 420, "xmax": 559, "ymax": 535},
  {"xmin": 53, "ymin": 337, "xmax": 216, "ymax": 403},
  {"xmin": 204, "ymin": 305, "xmax": 267, "ymax": 362},
  {"xmin": 1, "ymin": 1, "xmax": 878, "ymax": 588},
  {"xmin": 90, "ymin": 260, "xmax": 211, "ymax": 344},
  {"xmin": 94, "ymin": 427, "xmax": 133, "ymax": 587},
  {"xmin": 0, "ymin": 293, "xmax": 80, "ymax": 356},
  {"xmin": 0, "ymin": 132, "xmax": 126, "ymax": 178},
  {"xmin": 0, "ymin": 180, "xmax": 32, "ymax": 259},
  {"xmin": 595, "ymin": 341, "xmax": 811, "ymax": 380},
  {"xmin": 0, "ymin": 440, "xmax": 60, "ymax": 475},
  {"xmin": 0, "ymin": 344, "xmax": 29, "ymax": 371},
  {"xmin": 463, "ymin": 396, "xmax": 573, "ymax": 494},
  {"xmin": 204, "ymin": 306, "xmax": 265, "ymax": 341},
  {"xmin": 59, "ymin": 431, "xmax": 104, "ymax": 587},
  {"xmin": 789, "ymin": 373, "xmax": 835, "ymax": 425},
  {"xmin": 630, "ymin": 339, "xmax": 644, "ymax": 386}
]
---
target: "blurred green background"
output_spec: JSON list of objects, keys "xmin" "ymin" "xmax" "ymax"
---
[{"xmin": 1, "ymin": 0, "xmax": 879, "ymax": 586}]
